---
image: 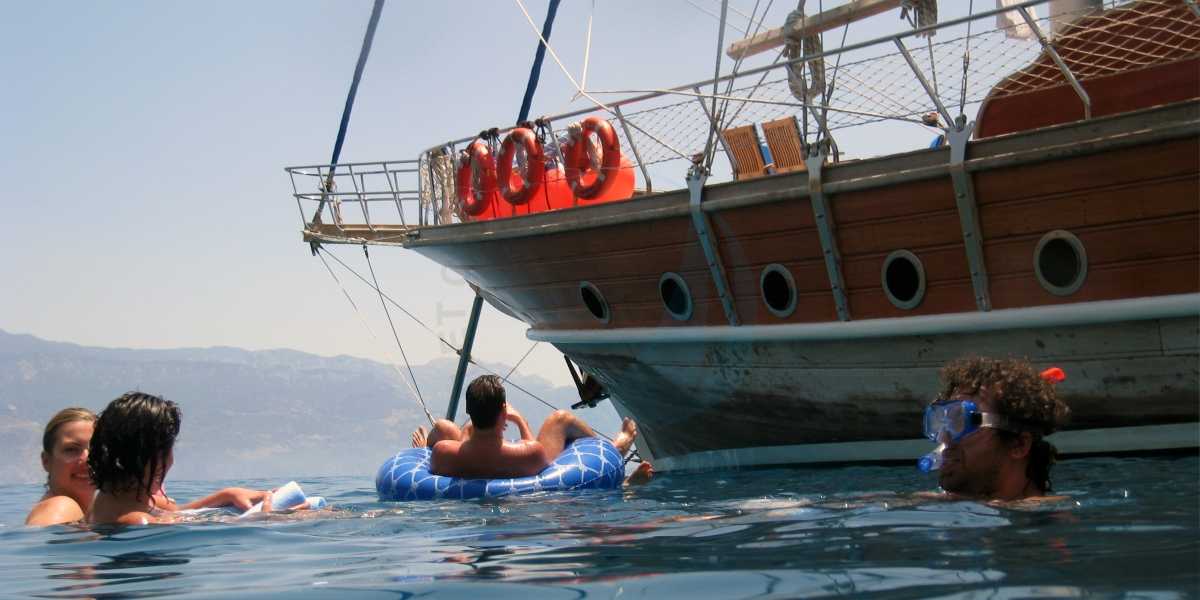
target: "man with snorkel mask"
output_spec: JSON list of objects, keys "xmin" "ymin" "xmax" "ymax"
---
[{"xmin": 921, "ymin": 356, "xmax": 1071, "ymax": 501}]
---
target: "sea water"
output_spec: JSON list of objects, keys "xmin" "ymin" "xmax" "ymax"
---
[{"xmin": 0, "ymin": 456, "xmax": 1195, "ymax": 599}]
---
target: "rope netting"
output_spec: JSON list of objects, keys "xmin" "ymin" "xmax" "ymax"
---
[
  {"xmin": 290, "ymin": 0, "xmax": 1198, "ymax": 234},
  {"xmin": 605, "ymin": 0, "xmax": 1196, "ymax": 167}
]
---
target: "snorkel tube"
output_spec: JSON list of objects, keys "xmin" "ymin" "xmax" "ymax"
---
[
  {"xmin": 917, "ymin": 366, "xmax": 1065, "ymax": 471},
  {"xmin": 918, "ymin": 443, "xmax": 945, "ymax": 472}
]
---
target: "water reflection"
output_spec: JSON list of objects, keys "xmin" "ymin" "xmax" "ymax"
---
[
  {"xmin": 0, "ymin": 457, "xmax": 1193, "ymax": 598},
  {"xmin": 39, "ymin": 551, "xmax": 190, "ymax": 599}
]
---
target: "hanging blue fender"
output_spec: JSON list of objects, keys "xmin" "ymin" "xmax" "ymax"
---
[{"xmin": 376, "ymin": 437, "xmax": 625, "ymax": 501}]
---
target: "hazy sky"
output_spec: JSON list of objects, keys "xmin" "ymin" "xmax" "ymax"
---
[{"xmin": 1, "ymin": 1, "xmax": 979, "ymax": 392}]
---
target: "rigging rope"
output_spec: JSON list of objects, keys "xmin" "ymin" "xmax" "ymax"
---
[
  {"xmin": 516, "ymin": 0, "xmax": 562, "ymax": 124},
  {"xmin": 470, "ymin": 355, "xmax": 619, "ymax": 446},
  {"xmin": 317, "ymin": 248, "xmax": 435, "ymax": 426},
  {"xmin": 581, "ymin": 0, "xmax": 595, "ymax": 92},
  {"xmin": 363, "ymin": 244, "xmax": 425, "ymax": 406},
  {"xmin": 513, "ymin": 0, "xmax": 615, "ymax": 115},
  {"xmin": 715, "ymin": 0, "xmax": 772, "ymax": 145},
  {"xmin": 504, "ymin": 342, "xmax": 540, "ymax": 380},
  {"xmin": 318, "ymin": 247, "xmax": 604, "ymax": 438},
  {"xmin": 322, "ymin": 247, "xmax": 457, "ymax": 353},
  {"xmin": 900, "ymin": 0, "xmax": 938, "ymax": 37},
  {"xmin": 959, "ymin": 0, "xmax": 975, "ymax": 118},
  {"xmin": 784, "ymin": 0, "xmax": 826, "ymax": 104},
  {"xmin": 700, "ymin": 0, "xmax": 731, "ymax": 173}
]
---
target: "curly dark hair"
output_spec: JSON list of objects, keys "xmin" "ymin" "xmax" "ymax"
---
[
  {"xmin": 465, "ymin": 375, "xmax": 506, "ymax": 429},
  {"xmin": 88, "ymin": 392, "xmax": 181, "ymax": 498},
  {"xmin": 936, "ymin": 355, "xmax": 1071, "ymax": 494}
]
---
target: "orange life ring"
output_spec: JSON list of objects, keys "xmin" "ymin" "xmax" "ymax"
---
[
  {"xmin": 455, "ymin": 141, "xmax": 497, "ymax": 217},
  {"xmin": 496, "ymin": 128, "xmax": 545, "ymax": 206},
  {"xmin": 565, "ymin": 116, "xmax": 621, "ymax": 200}
]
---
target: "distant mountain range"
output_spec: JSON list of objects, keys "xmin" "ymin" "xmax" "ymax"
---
[{"xmin": 0, "ymin": 330, "xmax": 621, "ymax": 484}]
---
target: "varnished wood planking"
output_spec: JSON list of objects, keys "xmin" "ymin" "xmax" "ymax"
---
[
  {"xmin": 984, "ymin": 214, "xmax": 1200, "ymax": 277},
  {"xmin": 842, "ymin": 244, "xmax": 972, "ymax": 289},
  {"xmin": 828, "ymin": 178, "xmax": 957, "ymax": 225},
  {"xmin": 831, "ymin": 178, "xmax": 964, "ymax": 257},
  {"xmin": 973, "ymin": 138, "xmax": 1197, "ymax": 208},
  {"xmin": 417, "ymin": 216, "xmax": 697, "ymax": 270},
  {"xmin": 978, "ymin": 175, "xmax": 1198, "ymax": 241},
  {"xmin": 712, "ymin": 200, "xmax": 842, "ymax": 324},
  {"xmin": 458, "ymin": 240, "xmax": 707, "ymax": 289},
  {"xmin": 833, "ymin": 279, "xmax": 978, "ymax": 320},
  {"xmin": 990, "ymin": 255, "xmax": 1199, "ymax": 309}
]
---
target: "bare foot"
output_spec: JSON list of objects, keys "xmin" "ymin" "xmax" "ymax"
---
[
  {"xmin": 624, "ymin": 461, "xmax": 653, "ymax": 486},
  {"xmin": 412, "ymin": 426, "xmax": 427, "ymax": 448},
  {"xmin": 612, "ymin": 417, "xmax": 638, "ymax": 455}
]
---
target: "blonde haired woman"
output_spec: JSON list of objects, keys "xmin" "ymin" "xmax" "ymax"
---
[{"xmin": 26, "ymin": 408, "xmax": 99, "ymax": 526}]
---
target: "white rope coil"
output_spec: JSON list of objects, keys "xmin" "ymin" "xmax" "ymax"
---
[
  {"xmin": 784, "ymin": 3, "xmax": 826, "ymax": 103},
  {"xmin": 900, "ymin": 0, "xmax": 939, "ymax": 37}
]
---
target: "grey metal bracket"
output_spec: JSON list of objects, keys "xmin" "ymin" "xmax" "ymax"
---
[
  {"xmin": 687, "ymin": 173, "xmax": 740, "ymax": 326},
  {"xmin": 947, "ymin": 121, "xmax": 991, "ymax": 312},
  {"xmin": 805, "ymin": 144, "xmax": 851, "ymax": 322}
]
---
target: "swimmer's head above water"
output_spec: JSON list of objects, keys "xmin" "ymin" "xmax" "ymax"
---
[
  {"xmin": 465, "ymin": 374, "xmax": 507, "ymax": 430},
  {"xmin": 923, "ymin": 356, "xmax": 1070, "ymax": 501},
  {"xmin": 88, "ymin": 392, "xmax": 181, "ymax": 501}
]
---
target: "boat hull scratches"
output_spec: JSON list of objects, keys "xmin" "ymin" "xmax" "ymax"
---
[{"xmin": 562, "ymin": 316, "xmax": 1198, "ymax": 471}]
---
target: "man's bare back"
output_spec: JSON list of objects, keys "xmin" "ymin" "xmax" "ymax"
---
[{"xmin": 416, "ymin": 406, "xmax": 638, "ymax": 480}]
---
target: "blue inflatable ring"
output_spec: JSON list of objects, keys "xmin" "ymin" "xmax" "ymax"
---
[{"xmin": 376, "ymin": 437, "xmax": 625, "ymax": 501}]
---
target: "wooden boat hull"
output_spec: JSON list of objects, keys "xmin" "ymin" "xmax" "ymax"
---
[{"xmin": 397, "ymin": 101, "xmax": 1199, "ymax": 470}]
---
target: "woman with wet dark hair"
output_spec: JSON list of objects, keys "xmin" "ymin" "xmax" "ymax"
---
[{"xmin": 86, "ymin": 392, "xmax": 274, "ymax": 525}]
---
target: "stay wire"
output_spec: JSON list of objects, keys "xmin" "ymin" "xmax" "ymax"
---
[
  {"xmin": 504, "ymin": 342, "xmax": 539, "ymax": 380},
  {"xmin": 362, "ymin": 244, "xmax": 424, "ymax": 406},
  {"xmin": 317, "ymin": 248, "xmax": 435, "ymax": 426},
  {"xmin": 469, "ymin": 360, "xmax": 616, "ymax": 444},
  {"xmin": 319, "ymin": 247, "xmax": 610, "ymax": 441},
  {"xmin": 321, "ymin": 246, "xmax": 457, "ymax": 354}
]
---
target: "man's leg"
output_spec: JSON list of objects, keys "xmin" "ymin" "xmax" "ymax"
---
[
  {"xmin": 535, "ymin": 412, "xmax": 640, "ymax": 457},
  {"xmin": 535, "ymin": 410, "xmax": 597, "ymax": 458},
  {"xmin": 413, "ymin": 420, "xmax": 465, "ymax": 448}
]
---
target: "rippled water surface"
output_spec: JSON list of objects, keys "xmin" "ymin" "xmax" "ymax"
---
[{"xmin": 1, "ymin": 456, "xmax": 1196, "ymax": 599}]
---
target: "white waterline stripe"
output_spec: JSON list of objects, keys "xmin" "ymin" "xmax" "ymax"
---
[
  {"xmin": 651, "ymin": 423, "xmax": 1199, "ymax": 472},
  {"xmin": 528, "ymin": 294, "xmax": 1200, "ymax": 345}
]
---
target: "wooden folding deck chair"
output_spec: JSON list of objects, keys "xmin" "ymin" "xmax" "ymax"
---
[
  {"xmin": 761, "ymin": 117, "xmax": 807, "ymax": 174},
  {"xmin": 720, "ymin": 125, "xmax": 771, "ymax": 180}
]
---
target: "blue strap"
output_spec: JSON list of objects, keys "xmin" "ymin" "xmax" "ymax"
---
[
  {"xmin": 331, "ymin": 0, "xmax": 386, "ymax": 166},
  {"xmin": 516, "ymin": 0, "xmax": 562, "ymax": 125}
]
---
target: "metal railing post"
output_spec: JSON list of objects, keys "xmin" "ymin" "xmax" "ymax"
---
[
  {"xmin": 1018, "ymin": 6, "xmax": 1091, "ymax": 120},
  {"xmin": 894, "ymin": 39, "xmax": 955, "ymax": 131},
  {"xmin": 613, "ymin": 106, "xmax": 652, "ymax": 194},
  {"xmin": 694, "ymin": 86, "xmax": 734, "ymax": 173}
]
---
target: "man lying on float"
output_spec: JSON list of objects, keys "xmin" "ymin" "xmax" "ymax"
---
[{"xmin": 412, "ymin": 375, "xmax": 650, "ymax": 483}]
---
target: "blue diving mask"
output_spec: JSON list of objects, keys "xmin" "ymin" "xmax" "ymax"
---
[{"xmin": 923, "ymin": 399, "xmax": 1043, "ymax": 442}]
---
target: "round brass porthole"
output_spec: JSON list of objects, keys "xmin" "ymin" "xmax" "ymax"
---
[
  {"xmin": 1035, "ymin": 230, "xmax": 1087, "ymax": 296},
  {"xmin": 882, "ymin": 250, "xmax": 926, "ymax": 310},
  {"xmin": 659, "ymin": 273, "xmax": 693, "ymax": 321},
  {"xmin": 579, "ymin": 281, "xmax": 610, "ymax": 323},
  {"xmin": 760, "ymin": 263, "xmax": 797, "ymax": 318}
]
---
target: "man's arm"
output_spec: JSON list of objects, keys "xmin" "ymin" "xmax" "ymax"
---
[{"xmin": 505, "ymin": 406, "xmax": 536, "ymax": 441}]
